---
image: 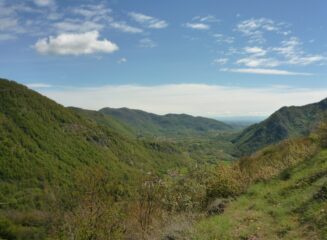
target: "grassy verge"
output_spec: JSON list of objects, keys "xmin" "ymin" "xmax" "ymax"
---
[{"xmin": 193, "ymin": 149, "xmax": 327, "ymax": 240}]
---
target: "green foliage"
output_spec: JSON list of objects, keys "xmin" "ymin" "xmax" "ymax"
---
[
  {"xmin": 0, "ymin": 79, "xmax": 195, "ymax": 239},
  {"xmin": 161, "ymin": 168, "xmax": 209, "ymax": 212},
  {"xmin": 3, "ymin": 78, "xmax": 327, "ymax": 240},
  {"xmin": 99, "ymin": 107, "xmax": 233, "ymax": 139},
  {"xmin": 206, "ymin": 163, "xmax": 246, "ymax": 200},
  {"xmin": 238, "ymin": 137, "xmax": 318, "ymax": 182},
  {"xmin": 50, "ymin": 167, "xmax": 126, "ymax": 240},
  {"xmin": 193, "ymin": 144, "xmax": 327, "ymax": 240},
  {"xmin": 74, "ymin": 107, "xmax": 240, "ymax": 162},
  {"xmin": 234, "ymin": 99, "xmax": 327, "ymax": 156}
]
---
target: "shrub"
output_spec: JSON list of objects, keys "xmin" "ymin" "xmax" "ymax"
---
[{"xmin": 206, "ymin": 163, "xmax": 247, "ymax": 201}]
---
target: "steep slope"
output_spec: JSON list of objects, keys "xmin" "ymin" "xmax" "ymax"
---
[
  {"xmin": 192, "ymin": 125, "xmax": 327, "ymax": 240},
  {"xmin": 0, "ymin": 79, "xmax": 194, "ymax": 238},
  {"xmin": 194, "ymin": 146, "xmax": 327, "ymax": 239},
  {"xmin": 0, "ymin": 78, "xmax": 195, "ymax": 188},
  {"xmin": 69, "ymin": 107, "xmax": 136, "ymax": 138},
  {"xmin": 233, "ymin": 98, "xmax": 327, "ymax": 156},
  {"xmin": 99, "ymin": 107, "xmax": 233, "ymax": 139}
]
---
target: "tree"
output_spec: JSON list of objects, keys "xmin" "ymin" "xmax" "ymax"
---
[
  {"xmin": 136, "ymin": 174, "xmax": 163, "ymax": 238},
  {"xmin": 50, "ymin": 166, "xmax": 126, "ymax": 240}
]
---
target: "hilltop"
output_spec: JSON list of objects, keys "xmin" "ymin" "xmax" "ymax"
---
[
  {"xmin": 99, "ymin": 107, "xmax": 233, "ymax": 139},
  {"xmin": 0, "ymin": 78, "xmax": 198, "ymax": 238},
  {"xmin": 233, "ymin": 98, "xmax": 327, "ymax": 156},
  {"xmin": 72, "ymin": 106, "xmax": 239, "ymax": 162}
]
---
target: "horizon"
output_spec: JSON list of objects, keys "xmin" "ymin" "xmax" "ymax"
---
[
  {"xmin": 5, "ymin": 76, "xmax": 326, "ymax": 123},
  {"xmin": 1, "ymin": 0, "xmax": 327, "ymax": 117}
]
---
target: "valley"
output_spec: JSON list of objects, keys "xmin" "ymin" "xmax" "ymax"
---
[
  {"xmin": 0, "ymin": 78, "xmax": 327, "ymax": 240},
  {"xmin": 1, "ymin": 1, "xmax": 326, "ymax": 239}
]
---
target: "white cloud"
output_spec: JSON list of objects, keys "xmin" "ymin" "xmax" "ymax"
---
[
  {"xmin": 236, "ymin": 18, "xmax": 286, "ymax": 43},
  {"xmin": 185, "ymin": 23, "xmax": 210, "ymax": 30},
  {"xmin": 129, "ymin": 12, "xmax": 168, "ymax": 29},
  {"xmin": 273, "ymin": 37, "xmax": 326, "ymax": 65},
  {"xmin": 234, "ymin": 38, "xmax": 326, "ymax": 69},
  {"xmin": 0, "ymin": 33, "xmax": 15, "ymax": 40},
  {"xmin": 148, "ymin": 20, "xmax": 168, "ymax": 29},
  {"xmin": 186, "ymin": 15, "xmax": 219, "ymax": 32},
  {"xmin": 236, "ymin": 46, "xmax": 280, "ymax": 67},
  {"xmin": 230, "ymin": 19, "xmax": 326, "ymax": 70},
  {"xmin": 129, "ymin": 12, "xmax": 153, "ymax": 23},
  {"xmin": 54, "ymin": 19, "xmax": 104, "ymax": 33},
  {"xmin": 52, "ymin": 4, "xmax": 113, "ymax": 33},
  {"xmin": 237, "ymin": 57, "xmax": 280, "ymax": 68},
  {"xmin": 117, "ymin": 57, "xmax": 127, "ymax": 64},
  {"xmin": 72, "ymin": 4, "xmax": 112, "ymax": 20},
  {"xmin": 33, "ymin": 0, "xmax": 55, "ymax": 7},
  {"xmin": 0, "ymin": 17, "xmax": 18, "ymax": 30},
  {"xmin": 34, "ymin": 31, "xmax": 119, "ymax": 56},
  {"xmin": 37, "ymin": 84, "xmax": 327, "ymax": 117},
  {"xmin": 213, "ymin": 58, "xmax": 228, "ymax": 65},
  {"xmin": 193, "ymin": 15, "xmax": 220, "ymax": 23},
  {"xmin": 213, "ymin": 34, "xmax": 234, "ymax": 44},
  {"xmin": 0, "ymin": 1, "xmax": 57, "ymax": 39},
  {"xmin": 223, "ymin": 68, "xmax": 311, "ymax": 76},
  {"xmin": 110, "ymin": 22, "xmax": 143, "ymax": 33},
  {"xmin": 0, "ymin": 2, "xmax": 33, "ymax": 34},
  {"xmin": 139, "ymin": 38, "xmax": 157, "ymax": 48},
  {"xmin": 244, "ymin": 47, "xmax": 267, "ymax": 56}
]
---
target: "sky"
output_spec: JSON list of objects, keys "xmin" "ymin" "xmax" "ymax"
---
[{"xmin": 1, "ymin": 0, "xmax": 327, "ymax": 118}]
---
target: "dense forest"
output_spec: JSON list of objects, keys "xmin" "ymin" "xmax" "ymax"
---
[{"xmin": 1, "ymin": 78, "xmax": 327, "ymax": 239}]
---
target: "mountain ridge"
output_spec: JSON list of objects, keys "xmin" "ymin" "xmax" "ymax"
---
[
  {"xmin": 233, "ymin": 98, "xmax": 327, "ymax": 156},
  {"xmin": 99, "ymin": 107, "xmax": 233, "ymax": 139}
]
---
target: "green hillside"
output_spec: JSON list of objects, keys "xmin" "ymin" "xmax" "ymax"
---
[
  {"xmin": 233, "ymin": 98, "xmax": 327, "ymax": 156},
  {"xmin": 2, "ymin": 77, "xmax": 327, "ymax": 240},
  {"xmin": 194, "ymin": 138, "xmax": 327, "ymax": 239},
  {"xmin": 73, "ymin": 107, "xmax": 239, "ymax": 162},
  {"xmin": 69, "ymin": 107, "xmax": 136, "ymax": 139},
  {"xmin": 0, "ymin": 79, "xmax": 196, "ymax": 239},
  {"xmin": 0, "ymin": 79, "xmax": 192, "ymax": 178},
  {"xmin": 99, "ymin": 107, "xmax": 233, "ymax": 139}
]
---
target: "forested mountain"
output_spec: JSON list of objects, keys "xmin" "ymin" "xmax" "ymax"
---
[
  {"xmin": 233, "ymin": 98, "xmax": 327, "ymax": 156},
  {"xmin": 99, "ymin": 107, "xmax": 233, "ymax": 138},
  {"xmin": 72, "ymin": 106, "xmax": 239, "ymax": 162},
  {"xmin": 0, "ymin": 79, "xmax": 193, "ymax": 178},
  {"xmin": 0, "ymin": 78, "xmax": 196, "ymax": 238},
  {"xmin": 2, "ymin": 78, "xmax": 327, "ymax": 240}
]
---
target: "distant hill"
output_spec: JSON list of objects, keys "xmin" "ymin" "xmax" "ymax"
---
[
  {"xmin": 71, "ymin": 107, "xmax": 238, "ymax": 162},
  {"xmin": 69, "ymin": 107, "xmax": 136, "ymax": 138},
  {"xmin": 0, "ymin": 78, "xmax": 195, "ymax": 190},
  {"xmin": 233, "ymin": 98, "xmax": 327, "ymax": 156},
  {"xmin": 99, "ymin": 107, "xmax": 233, "ymax": 139}
]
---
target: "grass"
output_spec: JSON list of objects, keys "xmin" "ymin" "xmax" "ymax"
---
[
  {"xmin": 193, "ymin": 149, "xmax": 327, "ymax": 240},
  {"xmin": 2, "ymin": 78, "xmax": 327, "ymax": 239}
]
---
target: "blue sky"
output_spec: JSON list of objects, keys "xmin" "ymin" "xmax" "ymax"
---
[{"xmin": 1, "ymin": 0, "xmax": 327, "ymax": 117}]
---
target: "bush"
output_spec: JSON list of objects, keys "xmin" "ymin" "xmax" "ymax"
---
[
  {"xmin": 162, "ymin": 176, "xmax": 207, "ymax": 212},
  {"xmin": 49, "ymin": 167, "xmax": 126, "ymax": 240},
  {"xmin": 206, "ymin": 163, "xmax": 247, "ymax": 201}
]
